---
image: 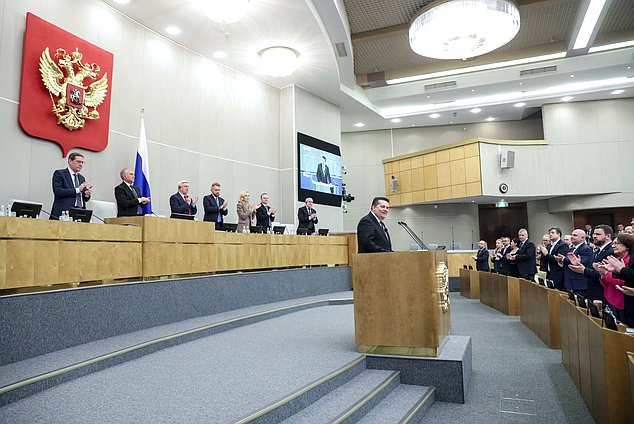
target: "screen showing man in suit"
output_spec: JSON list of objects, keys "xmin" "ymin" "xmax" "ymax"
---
[
  {"xmin": 114, "ymin": 168, "xmax": 150, "ymax": 217},
  {"xmin": 357, "ymin": 196, "xmax": 392, "ymax": 253},
  {"xmin": 298, "ymin": 143, "xmax": 341, "ymax": 195},
  {"xmin": 50, "ymin": 152, "xmax": 92, "ymax": 220}
]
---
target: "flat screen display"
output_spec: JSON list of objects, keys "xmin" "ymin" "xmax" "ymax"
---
[{"xmin": 297, "ymin": 132, "xmax": 342, "ymax": 207}]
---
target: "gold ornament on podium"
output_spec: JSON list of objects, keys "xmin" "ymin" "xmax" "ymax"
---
[
  {"xmin": 436, "ymin": 262, "xmax": 450, "ymax": 312},
  {"xmin": 39, "ymin": 47, "xmax": 108, "ymax": 131}
]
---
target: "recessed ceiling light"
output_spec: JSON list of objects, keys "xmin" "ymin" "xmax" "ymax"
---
[
  {"xmin": 165, "ymin": 26, "xmax": 181, "ymax": 35},
  {"xmin": 561, "ymin": 96, "xmax": 574, "ymax": 101},
  {"xmin": 570, "ymin": 74, "xmax": 575, "ymax": 78},
  {"xmin": 354, "ymin": 122, "xmax": 365, "ymax": 127},
  {"xmin": 486, "ymin": 117, "xmax": 495, "ymax": 121},
  {"xmin": 628, "ymin": 66, "xmax": 632, "ymax": 70},
  {"xmin": 518, "ymin": 82, "xmax": 523, "ymax": 85},
  {"xmin": 213, "ymin": 51, "xmax": 228, "ymax": 59},
  {"xmin": 611, "ymin": 89, "xmax": 624, "ymax": 95},
  {"xmin": 450, "ymin": 121, "xmax": 453, "ymax": 124},
  {"xmin": 429, "ymin": 113, "xmax": 440, "ymax": 118},
  {"xmin": 514, "ymin": 102, "xmax": 526, "ymax": 107},
  {"xmin": 426, "ymin": 95, "xmax": 431, "ymax": 99},
  {"xmin": 471, "ymin": 89, "xmax": 475, "ymax": 92},
  {"xmin": 470, "ymin": 108, "xmax": 482, "ymax": 113},
  {"xmin": 391, "ymin": 118, "xmax": 402, "ymax": 123}
]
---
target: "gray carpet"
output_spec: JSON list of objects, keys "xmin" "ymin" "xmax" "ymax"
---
[
  {"xmin": 423, "ymin": 295, "xmax": 595, "ymax": 424},
  {"xmin": 0, "ymin": 294, "xmax": 595, "ymax": 424}
]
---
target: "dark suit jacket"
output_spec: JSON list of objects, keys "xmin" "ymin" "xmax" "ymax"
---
[
  {"xmin": 515, "ymin": 240, "xmax": 537, "ymax": 279},
  {"xmin": 543, "ymin": 239, "xmax": 570, "ymax": 290},
  {"xmin": 615, "ymin": 256, "xmax": 634, "ymax": 327},
  {"xmin": 255, "ymin": 204, "xmax": 275, "ymax": 229},
  {"xmin": 114, "ymin": 182, "xmax": 142, "ymax": 217},
  {"xmin": 51, "ymin": 168, "xmax": 90, "ymax": 220},
  {"xmin": 498, "ymin": 245, "xmax": 512, "ymax": 275},
  {"xmin": 297, "ymin": 206, "xmax": 318, "ymax": 234},
  {"xmin": 316, "ymin": 163, "xmax": 331, "ymax": 184},
  {"xmin": 563, "ymin": 243, "xmax": 593, "ymax": 291},
  {"xmin": 582, "ymin": 243, "xmax": 614, "ymax": 301},
  {"xmin": 357, "ymin": 213, "xmax": 392, "ymax": 253},
  {"xmin": 170, "ymin": 193, "xmax": 197, "ymax": 215},
  {"xmin": 475, "ymin": 248, "xmax": 490, "ymax": 271},
  {"xmin": 203, "ymin": 195, "xmax": 227, "ymax": 226}
]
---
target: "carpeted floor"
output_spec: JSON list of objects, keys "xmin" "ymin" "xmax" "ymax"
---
[{"xmin": 0, "ymin": 294, "xmax": 595, "ymax": 423}]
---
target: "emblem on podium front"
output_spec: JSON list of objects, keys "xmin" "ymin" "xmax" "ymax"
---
[{"xmin": 436, "ymin": 262, "xmax": 450, "ymax": 312}]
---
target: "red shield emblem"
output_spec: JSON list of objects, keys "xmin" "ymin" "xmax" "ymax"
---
[{"xmin": 18, "ymin": 13, "xmax": 114, "ymax": 157}]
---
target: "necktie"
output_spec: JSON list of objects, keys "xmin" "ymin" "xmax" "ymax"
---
[
  {"xmin": 380, "ymin": 221, "xmax": 390, "ymax": 243},
  {"xmin": 216, "ymin": 197, "xmax": 221, "ymax": 223},
  {"xmin": 73, "ymin": 173, "xmax": 82, "ymax": 207},
  {"xmin": 130, "ymin": 185, "xmax": 141, "ymax": 215},
  {"xmin": 184, "ymin": 195, "xmax": 191, "ymax": 215}
]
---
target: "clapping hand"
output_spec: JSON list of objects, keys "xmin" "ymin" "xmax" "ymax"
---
[{"xmin": 604, "ymin": 255, "xmax": 626, "ymax": 273}]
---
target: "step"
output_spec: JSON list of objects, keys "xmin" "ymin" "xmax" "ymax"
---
[
  {"xmin": 356, "ymin": 385, "xmax": 435, "ymax": 424},
  {"xmin": 280, "ymin": 369, "xmax": 399, "ymax": 424}
]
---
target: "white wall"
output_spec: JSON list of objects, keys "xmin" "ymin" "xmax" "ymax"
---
[
  {"xmin": 292, "ymin": 86, "xmax": 343, "ymax": 232},
  {"xmin": 340, "ymin": 119, "xmax": 543, "ymax": 249},
  {"xmin": 0, "ymin": 0, "xmax": 282, "ymax": 221}
]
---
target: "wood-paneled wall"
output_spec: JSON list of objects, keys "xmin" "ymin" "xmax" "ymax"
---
[{"xmin": 383, "ymin": 141, "xmax": 482, "ymax": 206}]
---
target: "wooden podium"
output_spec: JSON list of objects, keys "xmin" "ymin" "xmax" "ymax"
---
[{"xmin": 352, "ymin": 250, "xmax": 450, "ymax": 356}]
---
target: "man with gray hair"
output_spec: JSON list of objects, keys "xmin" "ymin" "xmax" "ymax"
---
[
  {"xmin": 114, "ymin": 168, "xmax": 150, "ymax": 217},
  {"xmin": 510, "ymin": 228, "xmax": 536, "ymax": 281},
  {"xmin": 170, "ymin": 180, "xmax": 198, "ymax": 216}
]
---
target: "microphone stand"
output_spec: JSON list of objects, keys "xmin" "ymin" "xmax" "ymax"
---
[{"xmin": 397, "ymin": 221, "xmax": 429, "ymax": 250}]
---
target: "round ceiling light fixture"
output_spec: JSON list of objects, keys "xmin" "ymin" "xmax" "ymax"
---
[
  {"xmin": 409, "ymin": 0, "xmax": 520, "ymax": 60},
  {"xmin": 258, "ymin": 46, "xmax": 300, "ymax": 78},
  {"xmin": 201, "ymin": 0, "xmax": 249, "ymax": 24}
]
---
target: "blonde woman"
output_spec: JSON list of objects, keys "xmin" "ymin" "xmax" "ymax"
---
[{"xmin": 236, "ymin": 191, "xmax": 257, "ymax": 233}]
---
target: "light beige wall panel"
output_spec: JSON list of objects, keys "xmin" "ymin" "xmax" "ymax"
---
[
  {"xmin": 464, "ymin": 156, "xmax": 481, "ymax": 183},
  {"xmin": 450, "ymin": 159, "xmax": 466, "ymax": 185},
  {"xmin": 449, "ymin": 146, "xmax": 464, "ymax": 161},
  {"xmin": 411, "ymin": 167, "xmax": 425, "ymax": 191},
  {"xmin": 464, "ymin": 143, "xmax": 479, "ymax": 157},
  {"xmin": 436, "ymin": 162, "xmax": 451, "ymax": 187},
  {"xmin": 399, "ymin": 169, "xmax": 412, "ymax": 192},
  {"xmin": 424, "ymin": 166, "xmax": 437, "ymax": 189}
]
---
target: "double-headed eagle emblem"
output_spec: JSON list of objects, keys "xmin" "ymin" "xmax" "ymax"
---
[{"xmin": 39, "ymin": 47, "xmax": 108, "ymax": 131}]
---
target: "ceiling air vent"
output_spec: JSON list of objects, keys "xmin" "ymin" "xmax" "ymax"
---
[
  {"xmin": 520, "ymin": 65, "xmax": 557, "ymax": 77},
  {"xmin": 335, "ymin": 42, "xmax": 348, "ymax": 58},
  {"xmin": 424, "ymin": 81, "xmax": 457, "ymax": 91}
]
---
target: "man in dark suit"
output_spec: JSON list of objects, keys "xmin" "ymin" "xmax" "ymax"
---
[
  {"xmin": 567, "ymin": 224, "xmax": 613, "ymax": 301},
  {"xmin": 255, "ymin": 193, "xmax": 277, "ymax": 231},
  {"xmin": 297, "ymin": 197, "xmax": 318, "ymax": 234},
  {"xmin": 473, "ymin": 240, "xmax": 490, "ymax": 271},
  {"xmin": 557, "ymin": 229, "xmax": 593, "ymax": 296},
  {"xmin": 357, "ymin": 196, "xmax": 392, "ymax": 253},
  {"xmin": 498, "ymin": 237, "xmax": 512, "ymax": 275},
  {"xmin": 316, "ymin": 156, "xmax": 331, "ymax": 184},
  {"xmin": 203, "ymin": 182, "xmax": 228, "ymax": 229},
  {"xmin": 510, "ymin": 229, "xmax": 537, "ymax": 280},
  {"xmin": 50, "ymin": 152, "xmax": 92, "ymax": 220},
  {"xmin": 538, "ymin": 227, "xmax": 570, "ymax": 290},
  {"xmin": 170, "ymin": 180, "xmax": 197, "ymax": 216},
  {"xmin": 114, "ymin": 168, "xmax": 150, "ymax": 217}
]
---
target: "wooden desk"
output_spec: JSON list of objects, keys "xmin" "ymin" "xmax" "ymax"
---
[
  {"xmin": 106, "ymin": 216, "xmax": 348, "ymax": 278},
  {"xmin": 478, "ymin": 272, "xmax": 519, "ymax": 316},
  {"xmin": 519, "ymin": 279, "xmax": 561, "ymax": 348},
  {"xmin": 0, "ymin": 217, "xmax": 141, "ymax": 289},
  {"xmin": 559, "ymin": 294, "xmax": 634, "ymax": 424},
  {"xmin": 461, "ymin": 270, "xmax": 480, "ymax": 299}
]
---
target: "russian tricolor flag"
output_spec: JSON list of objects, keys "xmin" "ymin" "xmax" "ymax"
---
[{"xmin": 134, "ymin": 115, "xmax": 152, "ymax": 215}]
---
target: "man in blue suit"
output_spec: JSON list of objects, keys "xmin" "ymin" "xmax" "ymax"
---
[
  {"xmin": 473, "ymin": 240, "xmax": 490, "ymax": 271},
  {"xmin": 557, "ymin": 229, "xmax": 593, "ymax": 296},
  {"xmin": 50, "ymin": 152, "xmax": 92, "ymax": 220},
  {"xmin": 538, "ymin": 227, "xmax": 570, "ymax": 290}
]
